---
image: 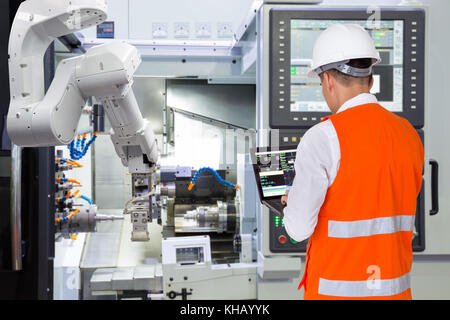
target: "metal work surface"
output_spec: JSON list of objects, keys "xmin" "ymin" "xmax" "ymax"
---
[
  {"xmin": 81, "ymin": 211, "xmax": 123, "ymax": 269},
  {"xmin": 81, "ymin": 209, "xmax": 163, "ymax": 269},
  {"xmin": 90, "ymin": 264, "xmax": 163, "ymax": 293}
]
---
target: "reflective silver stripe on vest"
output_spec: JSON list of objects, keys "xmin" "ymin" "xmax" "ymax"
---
[
  {"xmin": 318, "ymin": 272, "xmax": 411, "ymax": 297},
  {"xmin": 328, "ymin": 215, "xmax": 415, "ymax": 238}
]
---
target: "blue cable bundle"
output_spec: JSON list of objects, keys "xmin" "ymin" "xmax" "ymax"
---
[
  {"xmin": 68, "ymin": 133, "xmax": 98, "ymax": 160},
  {"xmin": 76, "ymin": 134, "xmax": 86, "ymax": 151},
  {"xmin": 80, "ymin": 195, "xmax": 93, "ymax": 205},
  {"xmin": 58, "ymin": 193, "xmax": 93, "ymax": 205},
  {"xmin": 188, "ymin": 167, "xmax": 239, "ymax": 191}
]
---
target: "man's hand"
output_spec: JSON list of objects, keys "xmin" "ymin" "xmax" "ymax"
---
[{"xmin": 281, "ymin": 190, "xmax": 289, "ymax": 206}]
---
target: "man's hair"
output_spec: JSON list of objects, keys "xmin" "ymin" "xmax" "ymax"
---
[{"xmin": 319, "ymin": 58, "xmax": 373, "ymax": 87}]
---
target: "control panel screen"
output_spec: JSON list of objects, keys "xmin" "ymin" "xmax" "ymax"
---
[
  {"xmin": 290, "ymin": 19, "xmax": 404, "ymax": 113},
  {"xmin": 254, "ymin": 149, "xmax": 296, "ymax": 197}
]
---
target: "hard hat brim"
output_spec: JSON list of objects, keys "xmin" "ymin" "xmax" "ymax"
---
[
  {"xmin": 307, "ymin": 69, "xmax": 320, "ymax": 79},
  {"xmin": 307, "ymin": 57, "xmax": 381, "ymax": 79}
]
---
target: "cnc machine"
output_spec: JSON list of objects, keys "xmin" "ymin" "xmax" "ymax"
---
[{"xmin": 5, "ymin": 0, "xmax": 447, "ymax": 301}]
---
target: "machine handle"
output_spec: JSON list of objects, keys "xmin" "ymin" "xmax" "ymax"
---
[
  {"xmin": 10, "ymin": 144, "xmax": 23, "ymax": 270},
  {"xmin": 429, "ymin": 159, "xmax": 439, "ymax": 216}
]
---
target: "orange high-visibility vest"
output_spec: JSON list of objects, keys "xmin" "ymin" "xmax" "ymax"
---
[{"xmin": 299, "ymin": 103, "xmax": 424, "ymax": 300}]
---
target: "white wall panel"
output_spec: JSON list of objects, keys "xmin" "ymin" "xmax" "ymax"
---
[
  {"xmin": 81, "ymin": 0, "xmax": 254, "ymax": 41},
  {"xmin": 129, "ymin": 0, "xmax": 254, "ymax": 40},
  {"xmin": 80, "ymin": 0, "xmax": 129, "ymax": 39}
]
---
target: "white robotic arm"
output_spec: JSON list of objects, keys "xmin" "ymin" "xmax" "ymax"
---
[
  {"xmin": 7, "ymin": 0, "xmax": 108, "ymax": 146},
  {"xmin": 76, "ymin": 42, "xmax": 159, "ymax": 172},
  {"xmin": 9, "ymin": 32, "xmax": 158, "ymax": 173},
  {"xmin": 8, "ymin": 55, "xmax": 86, "ymax": 146},
  {"xmin": 7, "ymin": 0, "xmax": 158, "ymax": 174},
  {"xmin": 75, "ymin": 42, "xmax": 159, "ymax": 240}
]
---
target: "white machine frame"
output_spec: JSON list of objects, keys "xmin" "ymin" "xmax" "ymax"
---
[{"xmin": 161, "ymin": 236, "xmax": 257, "ymax": 300}]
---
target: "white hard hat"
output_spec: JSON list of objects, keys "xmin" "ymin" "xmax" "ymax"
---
[{"xmin": 307, "ymin": 23, "xmax": 381, "ymax": 78}]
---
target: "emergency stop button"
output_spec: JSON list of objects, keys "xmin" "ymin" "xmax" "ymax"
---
[{"xmin": 278, "ymin": 235, "xmax": 287, "ymax": 244}]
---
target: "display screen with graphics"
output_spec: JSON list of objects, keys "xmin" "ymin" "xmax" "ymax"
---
[
  {"xmin": 290, "ymin": 19, "xmax": 404, "ymax": 113},
  {"xmin": 254, "ymin": 149, "xmax": 296, "ymax": 197}
]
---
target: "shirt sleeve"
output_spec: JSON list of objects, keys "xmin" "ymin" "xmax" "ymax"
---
[{"xmin": 283, "ymin": 120, "xmax": 339, "ymax": 242}]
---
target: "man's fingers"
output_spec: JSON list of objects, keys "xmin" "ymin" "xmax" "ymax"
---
[{"xmin": 281, "ymin": 190, "xmax": 289, "ymax": 205}]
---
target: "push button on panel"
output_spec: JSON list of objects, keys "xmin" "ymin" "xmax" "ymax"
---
[{"xmin": 278, "ymin": 235, "xmax": 287, "ymax": 244}]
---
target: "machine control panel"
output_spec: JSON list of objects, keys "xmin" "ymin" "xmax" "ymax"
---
[
  {"xmin": 269, "ymin": 129, "xmax": 307, "ymax": 148},
  {"xmin": 269, "ymin": 211, "xmax": 308, "ymax": 253},
  {"xmin": 269, "ymin": 8, "xmax": 425, "ymax": 129}
]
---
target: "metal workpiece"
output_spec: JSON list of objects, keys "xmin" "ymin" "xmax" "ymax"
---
[
  {"xmin": 95, "ymin": 214, "xmax": 125, "ymax": 222},
  {"xmin": 56, "ymin": 204, "xmax": 123, "ymax": 237},
  {"xmin": 55, "ymin": 182, "xmax": 78, "ymax": 192},
  {"xmin": 160, "ymin": 182, "xmax": 176, "ymax": 196},
  {"xmin": 56, "ymin": 205, "xmax": 97, "ymax": 234},
  {"xmin": 55, "ymin": 162, "xmax": 73, "ymax": 172},
  {"xmin": 181, "ymin": 200, "xmax": 239, "ymax": 233}
]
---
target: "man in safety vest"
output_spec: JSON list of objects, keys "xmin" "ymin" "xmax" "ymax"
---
[{"xmin": 281, "ymin": 24, "xmax": 424, "ymax": 300}]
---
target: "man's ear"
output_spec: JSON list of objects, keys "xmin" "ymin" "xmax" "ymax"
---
[
  {"xmin": 369, "ymin": 75, "xmax": 374, "ymax": 91},
  {"xmin": 324, "ymin": 72, "xmax": 334, "ymax": 93}
]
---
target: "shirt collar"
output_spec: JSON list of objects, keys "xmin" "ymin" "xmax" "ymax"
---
[{"xmin": 336, "ymin": 93, "xmax": 378, "ymax": 114}]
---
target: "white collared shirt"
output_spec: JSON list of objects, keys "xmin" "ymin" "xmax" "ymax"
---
[{"xmin": 283, "ymin": 93, "xmax": 379, "ymax": 242}]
